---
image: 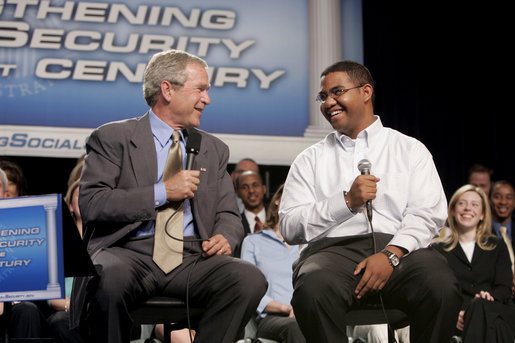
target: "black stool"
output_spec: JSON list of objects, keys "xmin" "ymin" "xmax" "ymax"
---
[
  {"xmin": 346, "ymin": 301, "xmax": 409, "ymax": 343},
  {"xmin": 130, "ymin": 296, "xmax": 203, "ymax": 343}
]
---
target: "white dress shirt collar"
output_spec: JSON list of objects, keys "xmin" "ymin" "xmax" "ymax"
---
[
  {"xmin": 244, "ymin": 207, "xmax": 266, "ymax": 233},
  {"xmin": 334, "ymin": 115, "xmax": 382, "ymax": 152}
]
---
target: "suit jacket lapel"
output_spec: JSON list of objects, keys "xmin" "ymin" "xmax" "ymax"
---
[
  {"xmin": 451, "ymin": 243, "xmax": 471, "ymax": 266},
  {"xmin": 470, "ymin": 242, "xmax": 484, "ymax": 265},
  {"xmin": 129, "ymin": 112, "xmax": 157, "ymax": 186}
]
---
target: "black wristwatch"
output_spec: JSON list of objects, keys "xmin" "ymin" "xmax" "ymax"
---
[{"xmin": 380, "ymin": 249, "xmax": 400, "ymax": 268}]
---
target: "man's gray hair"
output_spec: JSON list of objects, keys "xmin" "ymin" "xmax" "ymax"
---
[{"xmin": 143, "ymin": 49, "xmax": 208, "ymax": 107}]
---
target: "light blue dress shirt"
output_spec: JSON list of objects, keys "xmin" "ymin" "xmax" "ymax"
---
[
  {"xmin": 241, "ymin": 229, "xmax": 299, "ymax": 318},
  {"xmin": 135, "ymin": 110, "xmax": 195, "ymax": 237}
]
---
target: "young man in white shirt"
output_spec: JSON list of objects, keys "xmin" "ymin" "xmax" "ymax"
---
[{"xmin": 279, "ymin": 60, "xmax": 462, "ymax": 343}]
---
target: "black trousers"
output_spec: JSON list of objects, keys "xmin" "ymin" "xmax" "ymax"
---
[
  {"xmin": 291, "ymin": 233, "xmax": 462, "ymax": 343},
  {"xmin": 256, "ymin": 314, "xmax": 306, "ymax": 343},
  {"xmin": 462, "ymin": 297, "xmax": 515, "ymax": 343},
  {"xmin": 9, "ymin": 301, "xmax": 50, "ymax": 338},
  {"xmin": 47, "ymin": 311, "xmax": 84, "ymax": 343},
  {"xmin": 84, "ymin": 236, "xmax": 267, "ymax": 343}
]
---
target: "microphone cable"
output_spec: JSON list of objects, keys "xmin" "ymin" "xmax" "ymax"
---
[
  {"xmin": 365, "ymin": 211, "xmax": 397, "ymax": 343},
  {"xmin": 164, "ymin": 204, "xmax": 209, "ymax": 343}
]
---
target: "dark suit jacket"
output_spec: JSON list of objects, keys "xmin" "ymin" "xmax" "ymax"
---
[
  {"xmin": 241, "ymin": 211, "xmax": 251, "ymax": 236},
  {"xmin": 433, "ymin": 236, "xmax": 512, "ymax": 309},
  {"xmin": 241, "ymin": 206, "xmax": 268, "ymax": 236},
  {"xmin": 71, "ymin": 112, "xmax": 242, "ymax": 327}
]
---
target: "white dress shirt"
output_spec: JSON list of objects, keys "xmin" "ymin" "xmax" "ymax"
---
[{"xmin": 279, "ymin": 116, "xmax": 447, "ymax": 253}]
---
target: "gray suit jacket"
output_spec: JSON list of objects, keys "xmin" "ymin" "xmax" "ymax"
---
[{"xmin": 71, "ymin": 112, "xmax": 243, "ymax": 327}]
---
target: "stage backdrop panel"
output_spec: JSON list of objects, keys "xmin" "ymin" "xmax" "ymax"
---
[
  {"xmin": 0, "ymin": 194, "xmax": 65, "ymax": 301},
  {"xmin": 0, "ymin": 0, "xmax": 309, "ymax": 157}
]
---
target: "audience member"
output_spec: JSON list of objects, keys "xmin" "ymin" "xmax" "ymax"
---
[
  {"xmin": 0, "ymin": 159, "xmax": 28, "ymax": 197},
  {"xmin": 490, "ymin": 180, "xmax": 515, "ymax": 285},
  {"xmin": 0, "ymin": 170, "xmax": 6, "ymax": 339},
  {"xmin": 72, "ymin": 49, "xmax": 266, "ymax": 343},
  {"xmin": 467, "ymin": 164, "xmax": 493, "ymax": 196},
  {"xmin": 0, "ymin": 168, "xmax": 7, "ymax": 198},
  {"xmin": 231, "ymin": 158, "xmax": 260, "ymax": 212},
  {"xmin": 0, "ymin": 302, "xmax": 5, "ymax": 340},
  {"xmin": 279, "ymin": 60, "xmax": 461, "ymax": 342},
  {"xmin": 0, "ymin": 167, "xmax": 53, "ymax": 340},
  {"xmin": 241, "ymin": 184, "xmax": 305, "ymax": 343},
  {"xmin": 490, "ymin": 180, "xmax": 515, "ymax": 244},
  {"xmin": 65, "ymin": 158, "xmax": 84, "ymax": 236},
  {"xmin": 67, "ymin": 154, "xmax": 85, "ymax": 188},
  {"xmin": 237, "ymin": 170, "xmax": 267, "ymax": 235},
  {"xmin": 433, "ymin": 184, "xmax": 515, "ymax": 342},
  {"xmin": 46, "ymin": 164, "xmax": 85, "ymax": 343},
  {"xmin": 8, "ymin": 301, "xmax": 52, "ymax": 339}
]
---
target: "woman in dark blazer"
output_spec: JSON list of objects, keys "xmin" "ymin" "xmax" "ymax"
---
[{"xmin": 433, "ymin": 184, "xmax": 515, "ymax": 342}]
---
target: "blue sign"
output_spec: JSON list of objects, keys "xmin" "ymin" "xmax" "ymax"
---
[
  {"xmin": 0, "ymin": 194, "xmax": 65, "ymax": 301},
  {"xmin": 0, "ymin": 1, "xmax": 309, "ymax": 137}
]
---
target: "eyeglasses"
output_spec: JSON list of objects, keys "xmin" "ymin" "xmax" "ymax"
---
[{"xmin": 315, "ymin": 85, "xmax": 364, "ymax": 104}]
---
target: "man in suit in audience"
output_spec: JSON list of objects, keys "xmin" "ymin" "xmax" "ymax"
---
[
  {"xmin": 490, "ymin": 180, "xmax": 515, "ymax": 295},
  {"xmin": 72, "ymin": 49, "xmax": 266, "ymax": 343},
  {"xmin": 237, "ymin": 171, "xmax": 267, "ymax": 235},
  {"xmin": 231, "ymin": 158, "xmax": 260, "ymax": 212},
  {"xmin": 467, "ymin": 163, "xmax": 493, "ymax": 197},
  {"xmin": 490, "ymin": 181, "xmax": 515, "ymax": 300},
  {"xmin": 490, "ymin": 180, "xmax": 515, "ymax": 245}
]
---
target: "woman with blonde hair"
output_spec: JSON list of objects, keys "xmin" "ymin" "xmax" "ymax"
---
[{"xmin": 433, "ymin": 184, "xmax": 515, "ymax": 342}]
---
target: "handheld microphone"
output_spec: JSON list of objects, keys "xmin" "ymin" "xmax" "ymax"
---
[
  {"xmin": 185, "ymin": 131, "xmax": 202, "ymax": 170},
  {"xmin": 357, "ymin": 159, "xmax": 373, "ymax": 221}
]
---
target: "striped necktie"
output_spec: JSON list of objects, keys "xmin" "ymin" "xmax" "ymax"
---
[{"xmin": 153, "ymin": 131, "xmax": 184, "ymax": 274}]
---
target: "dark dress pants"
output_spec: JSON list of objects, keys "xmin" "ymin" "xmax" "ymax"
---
[
  {"xmin": 256, "ymin": 314, "xmax": 306, "ymax": 343},
  {"xmin": 9, "ymin": 301, "xmax": 50, "ymax": 338},
  {"xmin": 84, "ymin": 236, "xmax": 267, "ymax": 343},
  {"xmin": 462, "ymin": 297, "xmax": 515, "ymax": 343},
  {"xmin": 291, "ymin": 233, "xmax": 462, "ymax": 343},
  {"xmin": 47, "ymin": 310, "xmax": 84, "ymax": 343}
]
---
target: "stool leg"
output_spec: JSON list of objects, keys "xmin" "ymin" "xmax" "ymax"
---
[{"xmin": 163, "ymin": 323, "xmax": 172, "ymax": 343}]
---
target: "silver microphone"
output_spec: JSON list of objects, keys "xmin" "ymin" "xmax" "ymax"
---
[{"xmin": 357, "ymin": 159, "xmax": 373, "ymax": 221}]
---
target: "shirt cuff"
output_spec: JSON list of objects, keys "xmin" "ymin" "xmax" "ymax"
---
[
  {"xmin": 153, "ymin": 182, "xmax": 167, "ymax": 208},
  {"xmin": 388, "ymin": 234, "xmax": 418, "ymax": 254},
  {"xmin": 327, "ymin": 190, "xmax": 354, "ymax": 222},
  {"xmin": 257, "ymin": 295, "xmax": 274, "ymax": 315}
]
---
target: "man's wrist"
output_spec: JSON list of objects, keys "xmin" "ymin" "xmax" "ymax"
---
[
  {"xmin": 380, "ymin": 249, "xmax": 400, "ymax": 268},
  {"xmin": 344, "ymin": 191, "xmax": 357, "ymax": 214},
  {"xmin": 385, "ymin": 245, "xmax": 406, "ymax": 259}
]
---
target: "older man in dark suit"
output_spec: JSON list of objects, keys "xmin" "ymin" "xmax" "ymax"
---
[{"xmin": 71, "ymin": 50, "xmax": 266, "ymax": 343}]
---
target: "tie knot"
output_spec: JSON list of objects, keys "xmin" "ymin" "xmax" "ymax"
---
[
  {"xmin": 254, "ymin": 216, "xmax": 263, "ymax": 232},
  {"xmin": 500, "ymin": 226, "xmax": 507, "ymax": 234},
  {"xmin": 172, "ymin": 131, "xmax": 181, "ymax": 144}
]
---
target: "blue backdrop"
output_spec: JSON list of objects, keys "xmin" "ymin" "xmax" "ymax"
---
[
  {"xmin": 0, "ymin": 0, "xmax": 309, "ymax": 137},
  {"xmin": 0, "ymin": 194, "xmax": 65, "ymax": 300}
]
